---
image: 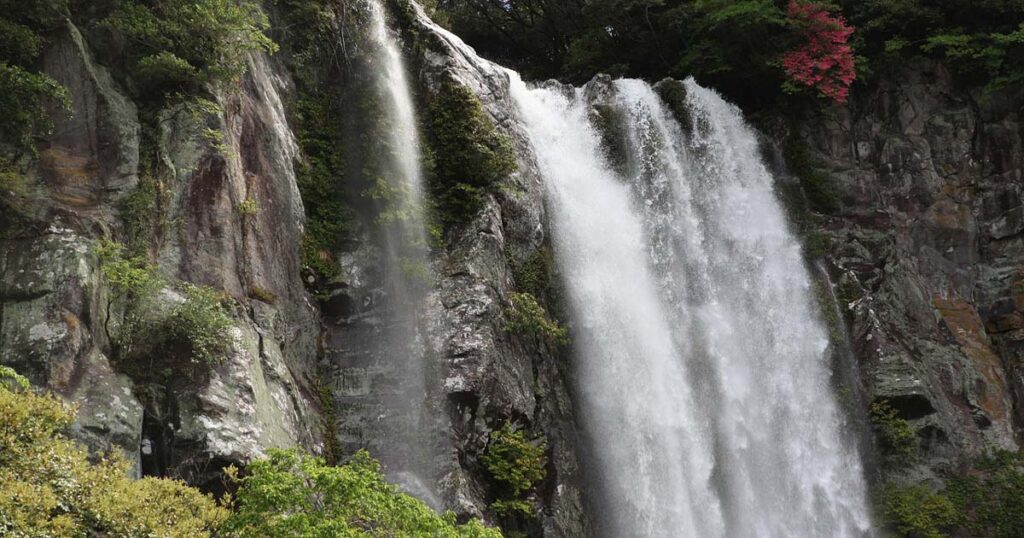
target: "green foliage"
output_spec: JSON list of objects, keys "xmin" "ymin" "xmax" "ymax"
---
[
  {"xmin": 482, "ymin": 423, "xmax": 547, "ymax": 518},
  {"xmin": 164, "ymin": 283, "xmax": 234, "ymax": 366},
  {"xmin": 0, "ymin": 368, "xmax": 228, "ymax": 536},
  {"xmin": 103, "ymin": 0, "xmax": 277, "ymax": 99},
  {"xmin": 947, "ymin": 450, "xmax": 1024, "ymax": 537},
  {"xmin": 238, "ymin": 198, "xmax": 260, "ymax": 216},
  {"xmin": 426, "ymin": 81, "xmax": 516, "ymax": 232},
  {"xmin": 804, "ymin": 231, "xmax": 833, "ymax": 259},
  {"xmin": 879, "ymin": 483, "xmax": 960, "ymax": 538},
  {"xmin": 294, "ymin": 95, "xmax": 355, "ymax": 280},
  {"xmin": 513, "ymin": 247, "xmax": 554, "ymax": 299},
  {"xmin": 0, "ymin": 63, "xmax": 69, "ymax": 154},
  {"xmin": 96, "ymin": 238, "xmax": 163, "ymax": 300},
  {"xmin": 505, "ymin": 292, "xmax": 569, "ymax": 345},
  {"xmin": 870, "ymin": 400, "xmax": 918, "ymax": 462},
  {"xmin": 223, "ymin": 448, "xmax": 502, "ymax": 537},
  {"xmin": 118, "ymin": 174, "xmax": 167, "ymax": 254},
  {"xmin": 98, "ymin": 240, "xmax": 233, "ymax": 370}
]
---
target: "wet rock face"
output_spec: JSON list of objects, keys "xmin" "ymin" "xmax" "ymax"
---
[
  {"xmin": 0, "ymin": 21, "xmax": 319, "ymax": 481},
  {"xmin": 797, "ymin": 58, "xmax": 1024, "ymax": 479}
]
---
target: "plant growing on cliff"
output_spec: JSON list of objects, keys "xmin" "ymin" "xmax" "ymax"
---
[
  {"xmin": 947, "ymin": 450, "xmax": 1024, "ymax": 537},
  {"xmin": 103, "ymin": 0, "xmax": 277, "ymax": 98},
  {"xmin": 870, "ymin": 399, "xmax": 918, "ymax": 462},
  {"xmin": 0, "ymin": 367, "xmax": 228, "ymax": 536},
  {"xmin": 482, "ymin": 422, "xmax": 547, "ymax": 518},
  {"xmin": 425, "ymin": 81, "xmax": 516, "ymax": 233},
  {"xmin": 222, "ymin": 448, "xmax": 502, "ymax": 537},
  {"xmin": 879, "ymin": 483, "xmax": 961, "ymax": 538},
  {"xmin": 505, "ymin": 292, "xmax": 569, "ymax": 346}
]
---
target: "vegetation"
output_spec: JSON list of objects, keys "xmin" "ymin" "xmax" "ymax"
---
[
  {"xmin": 0, "ymin": 367, "xmax": 229, "ymax": 536},
  {"xmin": 425, "ymin": 81, "xmax": 516, "ymax": 232},
  {"xmin": 482, "ymin": 422, "xmax": 547, "ymax": 518},
  {"xmin": 880, "ymin": 451, "xmax": 1024, "ymax": 537},
  {"xmin": 436, "ymin": 0, "xmax": 1024, "ymax": 109},
  {"xmin": 880, "ymin": 483, "xmax": 960, "ymax": 538},
  {"xmin": 870, "ymin": 399, "xmax": 918, "ymax": 463},
  {"xmin": 103, "ymin": 0, "xmax": 277, "ymax": 99},
  {"xmin": 0, "ymin": 1, "xmax": 70, "ymax": 156},
  {"xmin": 223, "ymin": 449, "xmax": 502, "ymax": 537},
  {"xmin": 0, "ymin": 366, "xmax": 504, "ymax": 537},
  {"xmin": 505, "ymin": 292, "xmax": 569, "ymax": 345},
  {"xmin": 96, "ymin": 240, "xmax": 233, "ymax": 372}
]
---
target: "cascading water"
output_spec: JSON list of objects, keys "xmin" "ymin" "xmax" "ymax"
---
[
  {"xmin": 343, "ymin": 0, "xmax": 439, "ymax": 504},
  {"xmin": 510, "ymin": 74, "xmax": 873, "ymax": 536}
]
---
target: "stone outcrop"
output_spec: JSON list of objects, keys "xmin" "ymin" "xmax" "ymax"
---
[
  {"xmin": 0, "ymin": 19, "xmax": 320, "ymax": 485},
  {"xmin": 795, "ymin": 58, "xmax": 1024, "ymax": 481}
]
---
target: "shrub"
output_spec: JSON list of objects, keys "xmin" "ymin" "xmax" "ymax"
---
[
  {"xmin": 0, "ymin": 367, "xmax": 228, "ymax": 536},
  {"xmin": 880, "ymin": 483, "xmax": 960, "ymax": 538},
  {"xmin": 870, "ymin": 399, "xmax": 918, "ymax": 462},
  {"xmin": 426, "ymin": 81, "xmax": 516, "ymax": 232},
  {"xmin": 505, "ymin": 292, "xmax": 568, "ymax": 345},
  {"xmin": 95, "ymin": 238, "xmax": 163, "ymax": 301},
  {"xmin": 223, "ymin": 449, "xmax": 502, "ymax": 537},
  {"xmin": 163, "ymin": 283, "xmax": 234, "ymax": 366},
  {"xmin": 482, "ymin": 422, "xmax": 547, "ymax": 517}
]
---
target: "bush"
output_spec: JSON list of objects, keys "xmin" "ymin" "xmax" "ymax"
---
[
  {"xmin": 223, "ymin": 449, "xmax": 502, "ymax": 537},
  {"xmin": 426, "ymin": 81, "xmax": 516, "ymax": 232},
  {"xmin": 482, "ymin": 422, "xmax": 547, "ymax": 517},
  {"xmin": 0, "ymin": 367, "xmax": 228, "ymax": 536},
  {"xmin": 880, "ymin": 483, "xmax": 960, "ymax": 538},
  {"xmin": 96, "ymin": 238, "xmax": 163, "ymax": 301},
  {"xmin": 505, "ymin": 292, "xmax": 568, "ymax": 345},
  {"xmin": 870, "ymin": 399, "xmax": 918, "ymax": 462},
  {"xmin": 98, "ymin": 240, "xmax": 233, "ymax": 370},
  {"xmin": 165, "ymin": 283, "xmax": 234, "ymax": 366}
]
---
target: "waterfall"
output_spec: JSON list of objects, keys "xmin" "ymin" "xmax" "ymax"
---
[
  {"xmin": 510, "ymin": 74, "xmax": 872, "ymax": 537},
  {"xmin": 359, "ymin": 0, "xmax": 439, "ymax": 504}
]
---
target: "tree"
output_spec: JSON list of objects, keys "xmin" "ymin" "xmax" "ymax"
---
[{"xmin": 782, "ymin": 1, "xmax": 856, "ymax": 103}]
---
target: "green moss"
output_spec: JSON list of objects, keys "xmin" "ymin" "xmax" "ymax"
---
[
  {"xmin": 804, "ymin": 231, "xmax": 832, "ymax": 259},
  {"xmin": 870, "ymin": 399, "xmax": 918, "ymax": 463},
  {"xmin": 317, "ymin": 382, "xmax": 340, "ymax": 466},
  {"xmin": 248, "ymin": 285, "xmax": 277, "ymax": 305},
  {"xmin": 425, "ymin": 81, "xmax": 516, "ymax": 233},
  {"xmin": 505, "ymin": 292, "xmax": 569, "ymax": 346},
  {"xmin": 590, "ymin": 104, "xmax": 630, "ymax": 176},
  {"xmin": 654, "ymin": 79, "xmax": 692, "ymax": 134},
  {"xmin": 482, "ymin": 422, "xmax": 547, "ymax": 518},
  {"xmin": 783, "ymin": 140, "xmax": 841, "ymax": 215}
]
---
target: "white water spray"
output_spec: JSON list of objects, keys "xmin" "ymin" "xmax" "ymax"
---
[{"xmin": 511, "ymin": 74, "xmax": 872, "ymax": 537}]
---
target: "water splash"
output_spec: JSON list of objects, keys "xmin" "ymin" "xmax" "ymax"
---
[{"xmin": 511, "ymin": 74, "xmax": 872, "ymax": 537}]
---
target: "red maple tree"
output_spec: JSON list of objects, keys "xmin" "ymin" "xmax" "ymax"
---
[{"xmin": 782, "ymin": 1, "xmax": 856, "ymax": 104}]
